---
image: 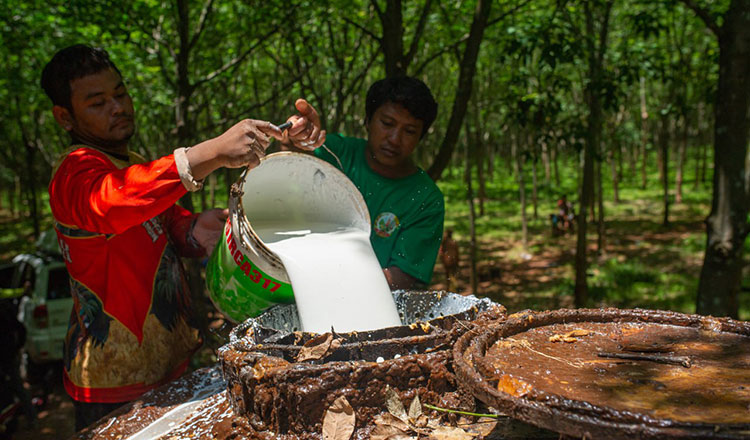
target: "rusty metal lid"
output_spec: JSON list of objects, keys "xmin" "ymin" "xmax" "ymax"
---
[{"xmin": 453, "ymin": 308, "xmax": 750, "ymax": 439}]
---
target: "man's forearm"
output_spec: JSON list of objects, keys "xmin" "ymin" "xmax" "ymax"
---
[{"xmin": 383, "ymin": 266, "xmax": 418, "ymax": 290}]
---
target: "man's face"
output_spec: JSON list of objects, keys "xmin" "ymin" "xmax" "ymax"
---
[
  {"xmin": 61, "ymin": 68, "xmax": 135, "ymax": 151},
  {"xmin": 366, "ymin": 101, "xmax": 424, "ymax": 177}
]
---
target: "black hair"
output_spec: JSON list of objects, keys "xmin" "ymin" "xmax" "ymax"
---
[
  {"xmin": 365, "ymin": 76, "xmax": 438, "ymax": 138},
  {"xmin": 40, "ymin": 44, "xmax": 122, "ymax": 110}
]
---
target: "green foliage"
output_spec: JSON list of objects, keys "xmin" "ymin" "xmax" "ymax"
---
[{"xmin": 0, "ymin": 0, "xmax": 743, "ymax": 318}]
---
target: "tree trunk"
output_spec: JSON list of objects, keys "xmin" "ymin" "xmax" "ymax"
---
[
  {"xmin": 660, "ymin": 116, "xmax": 670, "ymax": 226},
  {"xmin": 464, "ymin": 142, "xmax": 478, "ymax": 296},
  {"xmin": 513, "ymin": 133, "xmax": 529, "ymax": 251},
  {"xmin": 694, "ymin": 0, "xmax": 750, "ymax": 318},
  {"xmin": 575, "ymin": 0, "xmax": 613, "ymax": 308},
  {"xmin": 552, "ymin": 141, "xmax": 561, "ymax": 188},
  {"xmin": 693, "ymin": 104, "xmax": 701, "ymax": 190},
  {"xmin": 640, "ymin": 76, "xmax": 649, "ymax": 189},
  {"xmin": 472, "ymin": 100, "xmax": 487, "ymax": 216},
  {"xmin": 541, "ymin": 140, "xmax": 551, "ymax": 185},
  {"xmin": 531, "ymin": 144, "xmax": 539, "ymax": 221},
  {"xmin": 610, "ymin": 146, "xmax": 620, "ymax": 203},
  {"xmin": 23, "ymin": 142, "xmax": 39, "ymax": 239},
  {"xmin": 428, "ymin": 0, "xmax": 492, "ymax": 181},
  {"xmin": 380, "ymin": 0, "xmax": 406, "ymax": 77},
  {"xmin": 675, "ymin": 115, "xmax": 687, "ymax": 204},
  {"xmin": 477, "ymin": 144, "xmax": 486, "ymax": 216},
  {"xmin": 597, "ymin": 156, "xmax": 606, "ymax": 256}
]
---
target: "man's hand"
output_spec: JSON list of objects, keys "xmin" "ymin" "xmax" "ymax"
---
[
  {"xmin": 187, "ymin": 119, "xmax": 283, "ymax": 180},
  {"xmin": 280, "ymin": 99, "xmax": 326, "ymax": 151},
  {"xmin": 192, "ymin": 208, "xmax": 229, "ymax": 255}
]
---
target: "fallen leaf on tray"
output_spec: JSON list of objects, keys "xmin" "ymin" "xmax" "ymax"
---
[
  {"xmin": 428, "ymin": 426, "xmax": 475, "ymax": 440},
  {"xmin": 408, "ymin": 394, "xmax": 422, "ymax": 422},
  {"xmin": 373, "ymin": 412, "xmax": 411, "ymax": 433},
  {"xmin": 322, "ymin": 395, "xmax": 355, "ymax": 440},
  {"xmin": 497, "ymin": 374, "xmax": 533, "ymax": 397},
  {"xmin": 385, "ymin": 386, "xmax": 409, "ymax": 423},
  {"xmin": 549, "ymin": 329, "xmax": 590, "ymax": 343},
  {"xmin": 297, "ymin": 333, "xmax": 341, "ymax": 362},
  {"xmin": 371, "ymin": 415, "xmax": 414, "ymax": 440},
  {"xmin": 460, "ymin": 417, "xmax": 498, "ymax": 437}
]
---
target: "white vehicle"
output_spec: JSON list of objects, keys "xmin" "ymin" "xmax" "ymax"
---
[
  {"xmin": 13, "ymin": 252, "xmax": 71, "ymax": 365},
  {"xmin": 1, "ymin": 231, "xmax": 72, "ymax": 369}
]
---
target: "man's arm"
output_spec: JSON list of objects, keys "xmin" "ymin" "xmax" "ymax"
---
[{"xmin": 384, "ymin": 266, "xmax": 419, "ymax": 290}]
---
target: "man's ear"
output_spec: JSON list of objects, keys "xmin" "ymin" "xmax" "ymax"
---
[{"xmin": 52, "ymin": 105, "xmax": 74, "ymax": 132}]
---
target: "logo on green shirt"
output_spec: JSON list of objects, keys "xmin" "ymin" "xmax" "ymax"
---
[{"xmin": 374, "ymin": 212, "xmax": 400, "ymax": 238}]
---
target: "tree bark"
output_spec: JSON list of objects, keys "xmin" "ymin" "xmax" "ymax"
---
[
  {"xmin": 531, "ymin": 145, "xmax": 539, "ymax": 221},
  {"xmin": 660, "ymin": 115, "xmax": 671, "ymax": 226},
  {"xmin": 541, "ymin": 140, "xmax": 551, "ymax": 185},
  {"xmin": 575, "ymin": 0, "xmax": 613, "ymax": 308},
  {"xmin": 428, "ymin": 0, "xmax": 492, "ymax": 181},
  {"xmin": 690, "ymin": 0, "xmax": 750, "ymax": 318},
  {"xmin": 610, "ymin": 146, "xmax": 620, "ymax": 204},
  {"xmin": 639, "ymin": 76, "xmax": 649, "ymax": 189},
  {"xmin": 464, "ymin": 141, "xmax": 478, "ymax": 296},
  {"xmin": 513, "ymin": 132, "xmax": 529, "ymax": 251},
  {"xmin": 675, "ymin": 115, "xmax": 687, "ymax": 204},
  {"xmin": 380, "ymin": 0, "xmax": 405, "ymax": 77},
  {"xmin": 597, "ymin": 156, "xmax": 606, "ymax": 256}
]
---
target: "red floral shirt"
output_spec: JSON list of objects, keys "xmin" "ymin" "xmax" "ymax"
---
[{"xmin": 49, "ymin": 146, "xmax": 203, "ymax": 403}]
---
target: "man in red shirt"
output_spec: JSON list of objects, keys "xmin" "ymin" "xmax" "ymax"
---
[{"xmin": 41, "ymin": 44, "xmax": 324, "ymax": 431}]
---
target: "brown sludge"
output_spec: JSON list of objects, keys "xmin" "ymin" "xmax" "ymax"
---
[{"xmin": 454, "ymin": 308, "xmax": 750, "ymax": 440}]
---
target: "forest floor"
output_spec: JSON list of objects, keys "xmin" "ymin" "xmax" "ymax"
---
[
  {"xmin": 430, "ymin": 217, "xmax": 710, "ymax": 314},
  {"xmin": 6, "ymin": 203, "xmax": 749, "ymax": 439}
]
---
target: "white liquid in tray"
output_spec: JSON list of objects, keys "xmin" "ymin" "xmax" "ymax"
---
[{"xmin": 252, "ymin": 222, "xmax": 402, "ymax": 333}]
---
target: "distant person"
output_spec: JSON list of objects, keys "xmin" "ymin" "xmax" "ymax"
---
[
  {"xmin": 556, "ymin": 195, "xmax": 575, "ymax": 234},
  {"xmin": 281, "ymin": 77, "xmax": 444, "ymax": 290},
  {"xmin": 41, "ymin": 44, "xmax": 322, "ymax": 431},
  {"xmin": 439, "ymin": 228, "xmax": 459, "ymax": 290}
]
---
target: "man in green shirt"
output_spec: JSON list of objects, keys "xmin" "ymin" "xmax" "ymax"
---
[{"xmin": 284, "ymin": 77, "xmax": 444, "ymax": 289}]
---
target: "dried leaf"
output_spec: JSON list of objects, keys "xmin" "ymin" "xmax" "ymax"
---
[
  {"xmin": 371, "ymin": 429, "xmax": 417, "ymax": 440},
  {"xmin": 297, "ymin": 333, "xmax": 338, "ymax": 362},
  {"xmin": 428, "ymin": 426, "xmax": 475, "ymax": 440},
  {"xmin": 408, "ymin": 394, "xmax": 422, "ymax": 421},
  {"xmin": 373, "ymin": 412, "xmax": 412, "ymax": 433},
  {"xmin": 426, "ymin": 416, "xmax": 442, "ymax": 429},
  {"xmin": 496, "ymin": 374, "xmax": 533, "ymax": 397},
  {"xmin": 413, "ymin": 414, "xmax": 429, "ymax": 428},
  {"xmin": 322, "ymin": 395, "xmax": 355, "ymax": 440},
  {"xmin": 460, "ymin": 417, "xmax": 498, "ymax": 437},
  {"xmin": 549, "ymin": 329, "xmax": 590, "ymax": 343},
  {"xmin": 371, "ymin": 424, "xmax": 412, "ymax": 440},
  {"xmin": 385, "ymin": 386, "xmax": 408, "ymax": 423}
]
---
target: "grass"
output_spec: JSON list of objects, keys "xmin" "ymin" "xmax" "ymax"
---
[{"xmin": 432, "ymin": 158, "xmax": 750, "ymax": 321}]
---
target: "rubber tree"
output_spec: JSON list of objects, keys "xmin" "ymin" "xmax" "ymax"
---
[
  {"xmin": 681, "ymin": 0, "xmax": 750, "ymax": 318},
  {"xmin": 573, "ymin": 0, "xmax": 615, "ymax": 308}
]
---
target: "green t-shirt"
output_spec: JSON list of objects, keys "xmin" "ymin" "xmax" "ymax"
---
[{"xmin": 315, "ymin": 134, "xmax": 445, "ymax": 284}]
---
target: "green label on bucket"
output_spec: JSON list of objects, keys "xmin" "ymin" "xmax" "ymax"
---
[{"xmin": 206, "ymin": 221, "xmax": 294, "ymax": 322}]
